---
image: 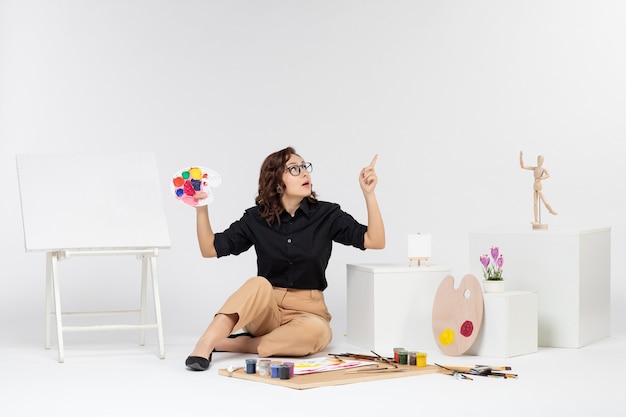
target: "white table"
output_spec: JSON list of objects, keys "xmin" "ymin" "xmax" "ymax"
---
[
  {"xmin": 346, "ymin": 263, "xmax": 451, "ymax": 355},
  {"xmin": 469, "ymin": 226, "xmax": 610, "ymax": 348},
  {"xmin": 468, "ymin": 291, "xmax": 538, "ymax": 358}
]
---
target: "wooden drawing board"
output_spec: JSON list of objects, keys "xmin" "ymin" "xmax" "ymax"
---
[
  {"xmin": 218, "ymin": 364, "xmax": 440, "ymax": 390},
  {"xmin": 16, "ymin": 152, "xmax": 171, "ymax": 251}
]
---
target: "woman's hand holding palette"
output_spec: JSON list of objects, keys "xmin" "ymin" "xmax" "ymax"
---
[{"xmin": 171, "ymin": 166, "xmax": 222, "ymax": 207}]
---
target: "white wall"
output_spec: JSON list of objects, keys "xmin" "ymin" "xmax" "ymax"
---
[{"xmin": 2, "ymin": 0, "xmax": 624, "ymax": 347}]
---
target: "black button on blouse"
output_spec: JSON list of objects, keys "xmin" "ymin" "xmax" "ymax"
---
[{"xmin": 213, "ymin": 199, "xmax": 367, "ymax": 291}]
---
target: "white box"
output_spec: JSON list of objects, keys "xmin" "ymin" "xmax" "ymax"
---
[
  {"xmin": 346, "ymin": 263, "xmax": 451, "ymax": 355},
  {"xmin": 468, "ymin": 291, "xmax": 538, "ymax": 358},
  {"xmin": 469, "ymin": 226, "xmax": 611, "ymax": 348}
]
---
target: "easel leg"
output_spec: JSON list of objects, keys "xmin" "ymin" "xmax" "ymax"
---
[
  {"xmin": 49, "ymin": 253, "xmax": 65, "ymax": 363},
  {"xmin": 139, "ymin": 257, "xmax": 148, "ymax": 346},
  {"xmin": 45, "ymin": 253, "xmax": 52, "ymax": 350},
  {"xmin": 149, "ymin": 256, "xmax": 165, "ymax": 359},
  {"xmin": 408, "ymin": 257, "xmax": 429, "ymax": 267}
]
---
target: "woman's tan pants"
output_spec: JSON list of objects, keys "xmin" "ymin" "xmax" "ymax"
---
[{"xmin": 217, "ymin": 276, "xmax": 333, "ymax": 358}]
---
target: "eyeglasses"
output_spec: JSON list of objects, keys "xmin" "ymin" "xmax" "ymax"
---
[{"xmin": 284, "ymin": 162, "xmax": 313, "ymax": 176}]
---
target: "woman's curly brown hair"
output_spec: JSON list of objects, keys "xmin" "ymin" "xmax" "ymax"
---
[{"xmin": 255, "ymin": 146, "xmax": 317, "ymax": 225}]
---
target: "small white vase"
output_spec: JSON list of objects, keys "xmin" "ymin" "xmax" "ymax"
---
[{"xmin": 483, "ymin": 279, "xmax": 504, "ymax": 293}]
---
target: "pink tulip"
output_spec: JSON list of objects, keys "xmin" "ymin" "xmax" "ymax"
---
[
  {"xmin": 496, "ymin": 254, "xmax": 504, "ymax": 269},
  {"xmin": 490, "ymin": 246, "xmax": 499, "ymax": 261},
  {"xmin": 480, "ymin": 254, "xmax": 490, "ymax": 268}
]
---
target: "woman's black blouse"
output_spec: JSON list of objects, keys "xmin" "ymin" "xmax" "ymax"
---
[{"xmin": 213, "ymin": 199, "xmax": 367, "ymax": 291}]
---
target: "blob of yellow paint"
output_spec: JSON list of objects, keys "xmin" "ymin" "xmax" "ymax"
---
[
  {"xmin": 189, "ymin": 167, "xmax": 203, "ymax": 180},
  {"xmin": 439, "ymin": 328, "xmax": 455, "ymax": 346}
]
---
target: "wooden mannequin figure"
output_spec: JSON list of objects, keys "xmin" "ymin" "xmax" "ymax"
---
[{"xmin": 519, "ymin": 151, "xmax": 557, "ymax": 229}]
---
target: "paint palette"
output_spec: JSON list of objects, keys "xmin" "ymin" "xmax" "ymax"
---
[
  {"xmin": 431, "ymin": 274, "xmax": 484, "ymax": 356},
  {"xmin": 171, "ymin": 166, "xmax": 222, "ymax": 207}
]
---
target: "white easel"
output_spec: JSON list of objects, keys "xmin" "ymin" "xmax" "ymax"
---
[{"xmin": 17, "ymin": 152, "xmax": 171, "ymax": 362}]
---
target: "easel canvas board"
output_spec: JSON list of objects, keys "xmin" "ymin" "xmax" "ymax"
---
[{"xmin": 16, "ymin": 152, "xmax": 171, "ymax": 251}]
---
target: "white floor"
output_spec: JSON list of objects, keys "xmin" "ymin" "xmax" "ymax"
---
[{"xmin": 2, "ymin": 332, "xmax": 625, "ymax": 417}]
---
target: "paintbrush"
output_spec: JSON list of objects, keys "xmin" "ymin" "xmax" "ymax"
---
[
  {"xmin": 435, "ymin": 363, "xmax": 473, "ymax": 380},
  {"xmin": 440, "ymin": 365, "xmax": 513, "ymax": 375},
  {"xmin": 489, "ymin": 371, "xmax": 518, "ymax": 379},
  {"xmin": 436, "ymin": 364, "xmax": 518, "ymax": 379},
  {"xmin": 346, "ymin": 366, "xmax": 407, "ymax": 374},
  {"xmin": 438, "ymin": 365, "xmax": 480, "ymax": 374},
  {"xmin": 476, "ymin": 364, "xmax": 512, "ymax": 371}
]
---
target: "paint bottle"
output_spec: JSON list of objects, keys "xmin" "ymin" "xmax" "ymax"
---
[
  {"xmin": 408, "ymin": 351, "xmax": 417, "ymax": 366},
  {"xmin": 416, "ymin": 352, "xmax": 427, "ymax": 367},
  {"xmin": 270, "ymin": 363, "xmax": 281, "ymax": 378},
  {"xmin": 279, "ymin": 364, "xmax": 291, "ymax": 380},
  {"xmin": 398, "ymin": 350, "xmax": 408, "ymax": 365},
  {"xmin": 245, "ymin": 358, "xmax": 257, "ymax": 374},
  {"xmin": 282, "ymin": 361, "xmax": 295, "ymax": 378},
  {"xmin": 258, "ymin": 359, "xmax": 271, "ymax": 376},
  {"xmin": 393, "ymin": 347, "xmax": 404, "ymax": 363}
]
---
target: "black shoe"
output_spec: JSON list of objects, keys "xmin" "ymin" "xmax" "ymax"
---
[
  {"xmin": 185, "ymin": 353, "xmax": 212, "ymax": 371},
  {"xmin": 212, "ymin": 332, "xmax": 255, "ymax": 353},
  {"xmin": 228, "ymin": 332, "xmax": 254, "ymax": 339}
]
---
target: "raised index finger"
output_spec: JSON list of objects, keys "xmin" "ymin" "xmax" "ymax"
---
[{"xmin": 368, "ymin": 154, "xmax": 378, "ymax": 168}]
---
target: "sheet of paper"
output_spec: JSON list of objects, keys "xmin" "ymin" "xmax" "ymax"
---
[{"xmin": 289, "ymin": 357, "xmax": 375, "ymax": 375}]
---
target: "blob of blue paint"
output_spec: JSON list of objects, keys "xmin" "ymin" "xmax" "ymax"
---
[
  {"xmin": 175, "ymin": 188, "xmax": 184, "ymax": 197},
  {"xmin": 191, "ymin": 179, "xmax": 202, "ymax": 191}
]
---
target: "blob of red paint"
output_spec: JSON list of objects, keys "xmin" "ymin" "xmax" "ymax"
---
[
  {"xmin": 460, "ymin": 320, "xmax": 473, "ymax": 337},
  {"xmin": 183, "ymin": 180, "xmax": 196, "ymax": 196}
]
